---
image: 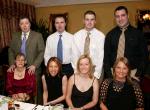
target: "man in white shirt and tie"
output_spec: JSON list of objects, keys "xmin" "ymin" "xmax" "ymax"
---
[
  {"xmin": 73, "ymin": 10, "xmax": 105, "ymax": 81},
  {"xmin": 44, "ymin": 15, "xmax": 74, "ymax": 78}
]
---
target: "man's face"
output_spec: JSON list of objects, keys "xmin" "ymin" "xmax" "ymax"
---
[
  {"xmin": 19, "ymin": 18, "xmax": 31, "ymax": 33},
  {"xmin": 84, "ymin": 14, "xmax": 96, "ymax": 31},
  {"xmin": 115, "ymin": 9, "xmax": 129, "ymax": 28},
  {"xmin": 55, "ymin": 17, "xmax": 66, "ymax": 33}
]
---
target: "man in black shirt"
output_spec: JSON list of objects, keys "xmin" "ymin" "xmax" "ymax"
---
[{"xmin": 104, "ymin": 6, "xmax": 148, "ymax": 80}]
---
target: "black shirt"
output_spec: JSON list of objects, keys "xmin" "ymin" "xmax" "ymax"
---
[
  {"xmin": 100, "ymin": 79, "xmax": 144, "ymax": 110},
  {"xmin": 45, "ymin": 73, "xmax": 62, "ymax": 102},
  {"xmin": 104, "ymin": 25, "xmax": 148, "ymax": 78}
]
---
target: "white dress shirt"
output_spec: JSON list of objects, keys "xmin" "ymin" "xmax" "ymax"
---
[
  {"xmin": 44, "ymin": 31, "xmax": 74, "ymax": 66},
  {"xmin": 21, "ymin": 31, "xmax": 30, "ymax": 40},
  {"xmin": 73, "ymin": 28, "xmax": 105, "ymax": 79}
]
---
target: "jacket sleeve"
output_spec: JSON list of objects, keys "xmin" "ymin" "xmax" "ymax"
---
[
  {"xmin": 104, "ymin": 32, "xmax": 113, "ymax": 79},
  {"xmin": 32, "ymin": 33, "xmax": 45, "ymax": 68}
]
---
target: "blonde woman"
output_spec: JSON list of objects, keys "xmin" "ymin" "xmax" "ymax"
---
[{"xmin": 66, "ymin": 55, "xmax": 99, "ymax": 110}]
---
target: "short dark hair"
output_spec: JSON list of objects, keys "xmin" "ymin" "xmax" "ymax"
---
[
  {"xmin": 15, "ymin": 53, "xmax": 26, "ymax": 60},
  {"xmin": 19, "ymin": 16, "xmax": 31, "ymax": 23},
  {"xmin": 54, "ymin": 14, "xmax": 67, "ymax": 23},
  {"xmin": 84, "ymin": 10, "xmax": 96, "ymax": 19},
  {"xmin": 114, "ymin": 6, "xmax": 128, "ymax": 15}
]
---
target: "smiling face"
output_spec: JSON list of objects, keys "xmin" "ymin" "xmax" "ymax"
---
[
  {"xmin": 84, "ymin": 14, "xmax": 96, "ymax": 31},
  {"xmin": 79, "ymin": 58, "xmax": 91, "ymax": 75},
  {"xmin": 115, "ymin": 9, "xmax": 129, "ymax": 28},
  {"xmin": 55, "ymin": 17, "xmax": 66, "ymax": 33},
  {"xmin": 19, "ymin": 18, "xmax": 31, "ymax": 33},
  {"xmin": 114, "ymin": 61, "xmax": 129, "ymax": 81},
  {"xmin": 48, "ymin": 61, "xmax": 59, "ymax": 77},
  {"xmin": 15, "ymin": 55, "xmax": 26, "ymax": 68}
]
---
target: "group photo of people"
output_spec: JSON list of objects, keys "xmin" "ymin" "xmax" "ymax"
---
[{"xmin": 0, "ymin": 0, "xmax": 150, "ymax": 110}]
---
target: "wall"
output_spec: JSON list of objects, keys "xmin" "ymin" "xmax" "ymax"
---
[{"xmin": 36, "ymin": 1, "xmax": 150, "ymax": 34}]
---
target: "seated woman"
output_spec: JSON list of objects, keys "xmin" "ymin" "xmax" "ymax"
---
[
  {"xmin": 42, "ymin": 57, "xmax": 67, "ymax": 106},
  {"xmin": 6, "ymin": 53, "xmax": 36, "ymax": 102},
  {"xmin": 66, "ymin": 55, "xmax": 99, "ymax": 110},
  {"xmin": 100, "ymin": 57, "xmax": 144, "ymax": 110}
]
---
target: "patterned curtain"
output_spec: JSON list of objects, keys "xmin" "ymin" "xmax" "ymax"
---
[{"xmin": 0, "ymin": 0, "xmax": 36, "ymax": 50}]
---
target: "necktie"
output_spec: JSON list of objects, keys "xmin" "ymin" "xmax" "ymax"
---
[
  {"xmin": 84, "ymin": 32, "xmax": 90, "ymax": 55},
  {"xmin": 20, "ymin": 33, "xmax": 26, "ymax": 56},
  {"xmin": 117, "ymin": 28, "xmax": 126, "ymax": 58},
  {"xmin": 57, "ymin": 34, "xmax": 63, "ymax": 62}
]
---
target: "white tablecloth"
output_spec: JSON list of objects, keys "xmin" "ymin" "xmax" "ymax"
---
[{"xmin": 0, "ymin": 95, "xmax": 51, "ymax": 110}]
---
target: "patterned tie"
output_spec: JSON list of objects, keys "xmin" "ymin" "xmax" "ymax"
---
[
  {"xmin": 117, "ymin": 28, "xmax": 126, "ymax": 58},
  {"xmin": 84, "ymin": 32, "xmax": 90, "ymax": 55},
  {"xmin": 57, "ymin": 34, "xmax": 63, "ymax": 62},
  {"xmin": 20, "ymin": 33, "xmax": 26, "ymax": 56}
]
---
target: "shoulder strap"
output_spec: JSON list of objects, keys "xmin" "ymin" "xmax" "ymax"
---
[{"xmin": 92, "ymin": 77, "xmax": 95, "ymax": 85}]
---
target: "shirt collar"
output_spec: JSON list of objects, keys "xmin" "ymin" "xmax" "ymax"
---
[
  {"xmin": 21, "ymin": 31, "xmax": 30, "ymax": 39},
  {"xmin": 56, "ymin": 30, "xmax": 66, "ymax": 37},
  {"xmin": 84, "ymin": 28, "xmax": 95, "ymax": 33}
]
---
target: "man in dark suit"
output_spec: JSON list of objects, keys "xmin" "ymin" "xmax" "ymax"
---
[
  {"xmin": 104, "ymin": 6, "xmax": 148, "ymax": 81},
  {"xmin": 8, "ymin": 17, "xmax": 45, "ymax": 104}
]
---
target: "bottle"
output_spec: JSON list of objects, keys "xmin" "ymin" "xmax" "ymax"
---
[{"xmin": 8, "ymin": 100, "xmax": 15, "ymax": 110}]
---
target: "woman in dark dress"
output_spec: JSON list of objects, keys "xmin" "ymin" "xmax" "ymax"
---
[
  {"xmin": 42, "ymin": 57, "xmax": 67, "ymax": 106},
  {"xmin": 100, "ymin": 57, "xmax": 144, "ymax": 110},
  {"xmin": 6, "ymin": 53, "xmax": 36, "ymax": 102},
  {"xmin": 66, "ymin": 55, "xmax": 99, "ymax": 110}
]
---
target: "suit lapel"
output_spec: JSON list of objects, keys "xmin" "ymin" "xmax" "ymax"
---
[
  {"xmin": 17, "ymin": 32, "xmax": 22, "ymax": 52},
  {"xmin": 26, "ymin": 31, "xmax": 33, "ymax": 48}
]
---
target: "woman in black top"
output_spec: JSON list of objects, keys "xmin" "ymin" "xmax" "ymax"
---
[
  {"xmin": 42, "ymin": 57, "xmax": 67, "ymax": 105},
  {"xmin": 66, "ymin": 55, "xmax": 99, "ymax": 110},
  {"xmin": 100, "ymin": 57, "xmax": 144, "ymax": 110}
]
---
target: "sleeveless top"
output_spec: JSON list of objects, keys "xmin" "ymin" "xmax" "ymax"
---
[
  {"xmin": 45, "ymin": 73, "xmax": 63, "ymax": 102},
  {"xmin": 71, "ymin": 75, "xmax": 95, "ymax": 108}
]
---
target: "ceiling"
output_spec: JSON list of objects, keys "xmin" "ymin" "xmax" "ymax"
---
[{"xmin": 15, "ymin": 0, "xmax": 142, "ymax": 7}]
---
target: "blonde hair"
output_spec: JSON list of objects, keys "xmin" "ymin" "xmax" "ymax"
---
[{"xmin": 76, "ymin": 54, "xmax": 94, "ymax": 79}]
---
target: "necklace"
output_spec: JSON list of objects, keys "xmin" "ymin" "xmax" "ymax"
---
[
  {"xmin": 15, "ymin": 68, "xmax": 25, "ymax": 78},
  {"xmin": 113, "ymin": 80, "xmax": 125, "ymax": 92}
]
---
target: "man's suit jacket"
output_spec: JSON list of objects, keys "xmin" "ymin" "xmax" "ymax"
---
[{"xmin": 9, "ymin": 30, "xmax": 45, "ymax": 69}]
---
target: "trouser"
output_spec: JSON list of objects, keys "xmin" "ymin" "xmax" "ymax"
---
[
  {"xmin": 62, "ymin": 63, "xmax": 74, "ymax": 78},
  {"xmin": 35, "ymin": 67, "xmax": 43, "ymax": 104}
]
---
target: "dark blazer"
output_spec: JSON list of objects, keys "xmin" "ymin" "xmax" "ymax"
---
[{"xmin": 9, "ymin": 30, "xmax": 45, "ymax": 69}]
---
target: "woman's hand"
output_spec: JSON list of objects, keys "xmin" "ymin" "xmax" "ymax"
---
[
  {"xmin": 12, "ymin": 94, "xmax": 19, "ymax": 100},
  {"xmin": 14, "ymin": 93, "xmax": 30, "ymax": 101}
]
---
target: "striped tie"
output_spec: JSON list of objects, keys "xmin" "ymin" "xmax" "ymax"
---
[
  {"xmin": 117, "ymin": 28, "xmax": 126, "ymax": 58},
  {"xmin": 84, "ymin": 32, "xmax": 90, "ymax": 55}
]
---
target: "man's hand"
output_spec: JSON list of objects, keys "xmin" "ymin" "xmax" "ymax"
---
[
  {"xmin": 7, "ymin": 65, "xmax": 15, "ymax": 72},
  {"xmin": 28, "ymin": 65, "xmax": 36, "ymax": 75}
]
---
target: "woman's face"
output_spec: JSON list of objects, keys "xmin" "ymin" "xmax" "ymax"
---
[
  {"xmin": 79, "ymin": 58, "xmax": 90, "ymax": 74},
  {"xmin": 15, "ymin": 56, "xmax": 25, "ymax": 68},
  {"xmin": 114, "ymin": 61, "xmax": 129, "ymax": 81},
  {"xmin": 48, "ymin": 61, "xmax": 59, "ymax": 76}
]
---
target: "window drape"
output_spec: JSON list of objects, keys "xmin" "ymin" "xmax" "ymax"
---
[{"xmin": 0, "ymin": 0, "xmax": 36, "ymax": 49}]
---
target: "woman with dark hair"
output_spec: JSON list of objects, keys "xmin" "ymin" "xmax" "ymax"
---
[
  {"xmin": 42, "ymin": 57, "xmax": 67, "ymax": 106},
  {"xmin": 6, "ymin": 53, "xmax": 36, "ymax": 102},
  {"xmin": 100, "ymin": 57, "xmax": 144, "ymax": 110}
]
